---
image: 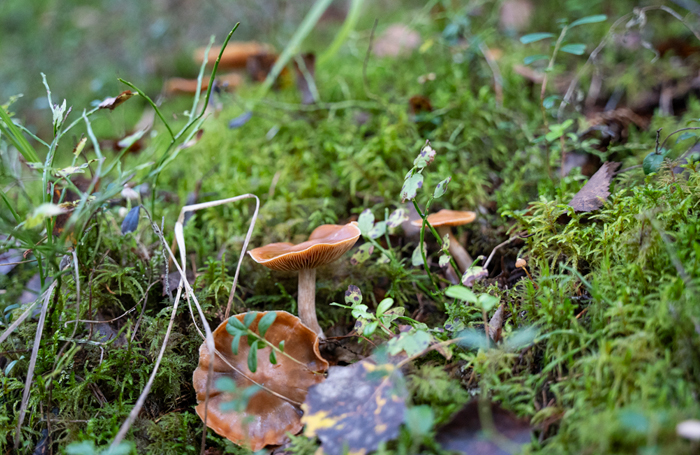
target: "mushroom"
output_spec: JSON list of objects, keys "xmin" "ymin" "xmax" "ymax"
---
[
  {"xmin": 193, "ymin": 311, "xmax": 328, "ymax": 451},
  {"xmin": 248, "ymin": 223, "xmax": 361, "ymax": 338},
  {"xmin": 411, "ymin": 209, "xmax": 476, "ymax": 272},
  {"xmin": 194, "ymin": 42, "xmax": 275, "ymax": 70}
]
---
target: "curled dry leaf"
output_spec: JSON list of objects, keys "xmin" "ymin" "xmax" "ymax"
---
[
  {"xmin": 302, "ymin": 358, "xmax": 407, "ymax": 455},
  {"xmin": 193, "ymin": 311, "xmax": 328, "ymax": 451},
  {"xmin": 98, "ymin": 90, "xmax": 134, "ymax": 110},
  {"xmin": 568, "ymin": 162, "xmax": 621, "ymax": 212}
]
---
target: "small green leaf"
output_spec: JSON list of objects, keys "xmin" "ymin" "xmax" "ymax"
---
[
  {"xmin": 227, "ymin": 318, "xmax": 245, "ymax": 335},
  {"xmin": 401, "ymin": 173, "xmax": 424, "ymax": 202},
  {"xmin": 520, "ymin": 33, "xmax": 555, "ymax": 44},
  {"xmin": 350, "ymin": 243, "xmax": 374, "ymax": 265},
  {"xmin": 243, "ymin": 312, "xmax": 258, "ymax": 328},
  {"xmin": 524, "ymin": 54, "xmax": 549, "ymax": 65},
  {"xmin": 368, "ymin": 221, "xmax": 387, "ymax": 239},
  {"xmin": 358, "ymin": 209, "xmax": 375, "ymax": 235},
  {"xmin": 351, "ymin": 304, "xmax": 373, "ymax": 320},
  {"xmin": 387, "ymin": 208, "xmax": 408, "ymax": 228},
  {"xmin": 215, "ymin": 377, "xmax": 238, "ymax": 393},
  {"xmin": 248, "ymin": 340, "xmax": 259, "ymax": 372},
  {"xmin": 676, "ymin": 132, "xmax": 696, "ymax": 143},
  {"xmin": 231, "ymin": 333, "xmax": 242, "ymax": 355},
  {"xmin": 643, "ymin": 151, "xmax": 665, "ymax": 175},
  {"xmin": 570, "ymin": 14, "xmax": 607, "ymax": 28},
  {"xmin": 478, "ymin": 294, "xmax": 500, "ymax": 312},
  {"xmin": 543, "ymin": 95, "xmax": 560, "ymax": 110},
  {"xmin": 269, "ymin": 350, "xmax": 277, "ymax": 364},
  {"xmin": 345, "ymin": 285, "xmax": 363, "ymax": 305},
  {"xmin": 462, "ymin": 266, "xmax": 488, "ymax": 287},
  {"xmin": 438, "ymin": 253, "xmax": 451, "ymax": 268},
  {"xmin": 278, "ymin": 340, "xmax": 285, "ymax": 352},
  {"xmin": 363, "ymin": 320, "xmax": 379, "ymax": 336},
  {"xmin": 405, "ymin": 405, "xmax": 435, "ymax": 437},
  {"xmin": 411, "ymin": 243, "xmax": 425, "ymax": 266},
  {"xmin": 433, "ymin": 176, "xmax": 451, "ymax": 198},
  {"xmin": 376, "ymin": 298, "xmax": 394, "ymax": 318},
  {"xmin": 445, "ymin": 285, "xmax": 478, "ymax": 304},
  {"xmin": 257, "ymin": 311, "xmax": 277, "ymax": 338},
  {"xmin": 560, "ymin": 43, "xmax": 586, "ymax": 55}
]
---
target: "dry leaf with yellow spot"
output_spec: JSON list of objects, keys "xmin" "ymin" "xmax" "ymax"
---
[{"xmin": 302, "ymin": 358, "xmax": 407, "ymax": 455}]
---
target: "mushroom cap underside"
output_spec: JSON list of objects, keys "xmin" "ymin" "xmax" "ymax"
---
[
  {"xmin": 410, "ymin": 209, "xmax": 476, "ymax": 227},
  {"xmin": 248, "ymin": 222, "xmax": 361, "ymax": 272},
  {"xmin": 193, "ymin": 311, "xmax": 328, "ymax": 451}
]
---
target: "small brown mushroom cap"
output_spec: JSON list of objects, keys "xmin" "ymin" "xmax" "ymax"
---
[
  {"xmin": 248, "ymin": 222, "xmax": 361, "ymax": 272},
  {"xmin": 194, "ymin": 42, "xmax": 275, "ymax": 69},
  {"xmin": 410, "ymin": 209, "xmax": 476, "ymax": 227},
  {"xmin": 193, "ymin": 311, "xmax": 328, "ymax": 451}
]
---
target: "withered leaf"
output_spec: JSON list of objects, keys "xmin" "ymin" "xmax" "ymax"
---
[
  {"xmin": 568, "ymin": 161, "xmax": 621, "ymax": 212},
  {"xmin": 98, "ymin": 90, "xmax": 134, "ymax": 110},
  {"xmin": 302, "ymin": 359, "xmax": 407, "ymax": 455},
  {"xmin": 293, "ymin": 53, "xmax": 317, "ymax": 105},
  {"xmin": 436, "ymin": 400, "xmax": 533, "ymax": 454}
]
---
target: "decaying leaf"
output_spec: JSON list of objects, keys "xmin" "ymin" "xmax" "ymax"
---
[
  {"xmin": 568, "ymin": 162, "xmax": 621, "ymax": 212},
  {"xmin": 401, "ymin": 173, "xmax": 424, "ymax": 202},
  {"xmin": 409, "ymin": 95, "xmax": 433, "ymax": 115},
  {"xmin": 436, "ymin": 400, "xmax": 533, "ymax": 454},
  {"xmin": 488, "ymin": 304, "xmax": 505, "ymax": 343},
  {"xmin": 386, "ymin": 208, "xmax": 408, "ymax": 228},
  {"xmin": 350, "ymin": 243, "xmax": 374, "ymax": 265},
  {"xmin": 98, "ymin": 90, "xmax": 134, "ymax": 110},
  {"xmin": 302, "ymin": 358, "xmax": 407, "ymax": 455},
  {"xmin": 462, "ymin": 266, "xmax": 488, "ymax": 287}
]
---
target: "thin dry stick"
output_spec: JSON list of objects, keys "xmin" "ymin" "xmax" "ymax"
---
[
  {"xmin": 173, "ymin": 195, "xmax": 259, "ymax": 454},
  {"xmin": 362, "ymin": 19, "xmax": 380, "ymax": 102},
  {"xmin": 483, "ymin": 235, "xmax": 524, "ymax": 269},
  {"xmin": 15, "ymin": 280, "xmax": 57, "ymax": 448},
  {"xmin": 0, "ymin": 296, "xmax": 42, "ymax": 345}
]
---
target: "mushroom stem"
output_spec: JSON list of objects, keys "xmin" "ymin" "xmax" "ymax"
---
[
  {"xmin": 437, "ymin": 226, "xmax": 473, "ymax": 273},
  {"xmin": 298, "ymin": 268, "xmax": 324, "ymax": 338}
]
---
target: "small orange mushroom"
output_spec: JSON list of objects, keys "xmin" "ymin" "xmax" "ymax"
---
[
  {"xmin": 164, "ymin": 73, "xmax": 243, "ymax": 95},
  {"xmin": 248, "ymin": 223, "xmax": 361, "ymax": 338},
  {"xmin": 193, "ymin": 311, "xmax": 328, "ymax": 451},
  {"xmin": 411, "ymin": 209, "xmax": 476, "ymax": 272},
  {"xmin": 194, "ymin": 42, "xmax": 275, "ymax": 70}
]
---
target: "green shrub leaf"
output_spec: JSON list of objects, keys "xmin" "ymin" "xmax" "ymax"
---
[{"xmin": 257, "ymin": 311, "xmax": 277, "ymax": 338}]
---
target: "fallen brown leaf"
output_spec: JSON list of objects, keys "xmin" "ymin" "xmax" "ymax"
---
[
  {"xmin": 98, "ymin": 90, "xmax": 134, "ymax": 110},
  {"xmin": 568, "ymin": 162, "xmax": 621, "ymax": 212}
]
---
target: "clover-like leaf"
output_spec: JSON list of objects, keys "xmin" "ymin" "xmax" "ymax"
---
[
  {"xmin": 345, "ymin": 285, "xmax": 363, "ymax": 305},
  {"xmin": 386, "ymin": 208, "xmax": 409, "ymax": 228},
  {"xmin": 243, "ymin": 311, "xmax": 258, "ymax": 328},
  {"xmin": 413, "ymin": 143, "xmax": 437, "ymax": 168},
  {"xmin": 368, "ymin": 221, "xmax": 387, "ymax": 239},
  {"xmin": 439, "ymin": 253, "xmax": 451, "ymax": 268},
  {"xmin": 411, "ymin": 242, "xmax": 426, "ymax": 266},
  {"xmin": 478, "ymin": 294, "xmax": 500, "ymax": 312},
  {"xmin": 357, "ymin": 209, "xmax": 375, "ymax": 235},
  {"xmin": 351, "ymin": 304, "xmax": 374, "ymax": 320},
  {"xmin": 387, "ymin": 329, "xmax": 431, "ymax": 356},
  {"xmin": 401, "ymin": 173, "xmax": 424, "ymax": 202},
  {"xmin": 433, "ymin": 176, "xmax": 451, "ymax": 198},
  {"xmin": 350, "ymin": 243, "xmax": 374, "ymax": 265},
  {"xmin": 461, "ymin": 267, "xmax": 488, "ymax": 287},
  {"xmin": 381, "ymin": 307, "xmax": 405, "ymax": 326}
]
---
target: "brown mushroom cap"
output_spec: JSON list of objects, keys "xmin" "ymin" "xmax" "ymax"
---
[
  {"xmin": 410, "ymin": 209, "xmax": 476, "ymax": 227},
  {"xmin": 248, "ymin": 222, "xmax": 361, "ymax": 272},
  {"xmin": 194, "ymin": 42, "xmax": 275, "ymax": 69},
  {"xmin": 193, "ymin": 311, "xmax": 328, "ymax": 451}
]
